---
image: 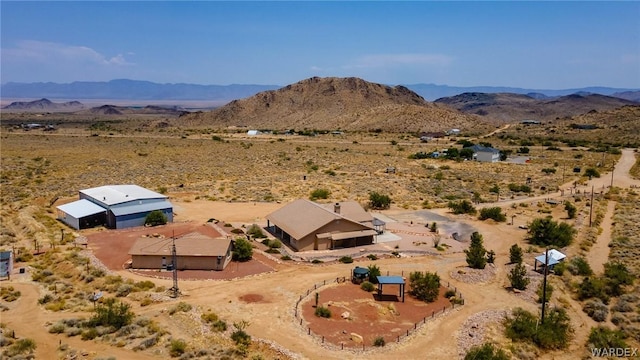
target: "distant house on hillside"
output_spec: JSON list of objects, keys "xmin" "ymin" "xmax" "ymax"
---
[
  {"xmin": 465, "ymin": 145, "xmax": 501, "ymax": 163},
  {"xmin": 247, "ymin": 130, "xmax": 260, "ymax": 136},
  {"xmin": 265, "ymin": 200, "xmax": 381, "ymax": 251},
  {"xmin": 129, "ymin": 231, "xmax": 232, "ymax": 271},
  {"xmin": 521, "ymin": 119, "xmax": 541, "ymax": 125},
  {"xmin": 447, "ymin": 128, "xmax": 461, "ymax": 135}
]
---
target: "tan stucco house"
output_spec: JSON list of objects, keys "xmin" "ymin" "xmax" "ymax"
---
[
  {"xmin": 129, "ymin": 232, "xmax": 232, "ymax": 271},
  {"xmin": 265, "ymin": 199, "xmax": 378, "ymax": 251}
]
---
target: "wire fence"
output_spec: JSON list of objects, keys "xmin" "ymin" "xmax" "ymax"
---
[{"xmin": 293, "ymin": 273, "xmax": 464, "ymax": 351}]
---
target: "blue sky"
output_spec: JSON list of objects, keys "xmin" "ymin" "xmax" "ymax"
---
[{"xmin": 1, "ymin": 1, "xmax": 639, "ymax": 89}]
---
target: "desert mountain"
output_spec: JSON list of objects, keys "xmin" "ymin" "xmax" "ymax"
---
[
  {"xmin": 2, "ymin": 98, "xmax": 85, "ymax": 111},
  {"xmin": 86, "ymin": 104, "xmax": 188, "ymax": 116},
  {"xmin": 2, "ymin": 79, "xmax": 637, "ymax": 102},
  {"xmin": 612, "ymin": 91, "xmax": 640, "ymax": 103},
  {"xmin": 180, "ymin": 77, "xmax": 489, "ymax": 132},
  {"xmin": 434, "ymin": 92, "xmax": 637, "ymax": 122}
]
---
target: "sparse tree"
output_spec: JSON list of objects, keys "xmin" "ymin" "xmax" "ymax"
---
[
  {"xmin": 448, "ymin": 200, "xmax": 477, "ymax": 215},
  {"xmin": 487, "ymin": 250, "xmax": 496, "ymax": 264},
  {"xmin": 409, "ymin": 271, "xmax": 440, "ymax": 302},
  {"xmin": 509, "ymin": 262, "xmax": 530, "ymax": 290},
  {"xmin": 144, "ymin": 210, "xmax": 167, "ymax": 227},
  {"xmin": 369, "ymin": 192, "xmax": 392, "ymax": 209},
  {"xmin": 527, "ymin": 217, "xmax": 575, "ymax": 247},
  {"xmin": 465, "ymin": 232, "xmax": 487, "ymax": 269},
  {"xmin": 310, "ymin": 188, "xmax": 330, "ymax": 200},
  {"xmin": 509, "ymin": 244, "xmax": 523, "ymax": 264},
  {"xmin": 464, "ymin": 343, "xmax": 510, "ymax": 360},
  {"xmin": 232, "ymin": 237, "xmax": 253, "ymax": 262},
  {"xmin": 564, "ymin": 201, "xmax": 577, "ymax": 219},
  {"xmin": 367, "ymin": 264, "xmax": 381, "ymax": 284}
]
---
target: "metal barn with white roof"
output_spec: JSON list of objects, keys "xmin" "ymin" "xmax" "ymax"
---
[{"xmin": 57, "ymin": 185, "xmax": 173, "ymax": 230}]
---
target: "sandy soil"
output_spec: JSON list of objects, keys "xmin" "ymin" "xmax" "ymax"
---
[
  {"xmin": 588, "ymin": 201, "xmax": 616, "ymax": 274},
  {"xmin": 300, "ymin": 283, "xmax": 453, "ymax": 349},
  {"xmin": 2, "ymin": 147, "xmax": 637, "ymax": 359}
]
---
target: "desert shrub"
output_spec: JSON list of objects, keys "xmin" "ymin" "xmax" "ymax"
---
[
  {"xmin": 201, "ymin": 312, "xmax": 219, "ymax": 323},
  {"xmin": 564, "ymin": 201, "xmax": 577, "ymax": 219},
  {"xmin": 367, "ymin": 264, "xmax": 381, "ymax": 284},
  {"xmin": 373, "ymin": 336, "xmax": 386, "ymax": 347},
  {"xmin": 309, "ymin": 188, "xmax": 330, "ymax": 200},
  {"xmin": 48, "ymin": 322, "xmax": 66, "ymax": 334},
  {"xmin": 568, "ymin": 256, "xmax": 593, "ymax": 276},
  {"xmin": 612, "ymin": 296, "xmax": 635, "ymax": 313},
  {"xmin": 169, "ymin": 339, "xmax": 187, "ymax": 357},
  {"xmin": 135, "ymin": 335, "xmax": 159, "ymax": 351},
  {"xmin": 361, "ymin": 281, "xmax": 375, "ymax": 292},
  {"xmin": 311, "ymin": 259, "xmax": 323, "ymax": 264},
  {"xmin": 537, "ymin": 281, "xmax": 553, "ymax": 303},
  {"xmin": 169, "ymin": 302, "xmax": 192, "ymax": 315},
  {"xmin": 509, "ymin": 244, "xmax": 523, "ymax": 264},
  {"xmin": 211, "ymin": 319, "xmax": 227, "ymax": 332},
  {"xmin": 267, "ymin": 239, "xmax": 282, "ymax": 249},
  {"xmin": 369, "ymin": 192, "xmax": 391, "ymax": 209},
  {"xmin": 504, "ymin": 307, "xmax": 572, "ymax": 350},
  {"xmin": 134, "ymin": 280, "xmax": 155, "ymax": 291},
  {"xmin": 366, "ymin": 254, "xmax": 378, "ymax": 260},
  {"xmin": 4, "ymin": 338, "xmax": 36, "ymax": 356},
  {"xmin": 409, "ymin": 271, "xmax": 440, "ymax": 302},
  {"xmin": 465, "ymin": 232, "xmax": 487, "ymax": 269},
  {"xmin": 509, "ymin": 262, "xmax": 530, "ymax": 290},
  {"xmin": 232, "ymin": 238, "xmax": 253, "ymax": 261},
  {"xmin": 587, "ymin": 326, "xmax": 628, "ymax": 350},
  {"xmin": 464, "ymin": 343, "xmax": 510, "ymax": 360},
  {"xmin": 89, "ymin": 298, "xmax": 133, "ymax": 330},
  {"xmin": 486, "ymin": 250, "xmax": 496, "ymax": 264},
  {"xmin": 144, "ymin": 210, "xmax": 167, "ymax": 227},
  {"xmin": 314, "ymin": 306, "xmax": 331, "ymax": 318},
  {"xmin": 508, "ymin": 183, "xmax": 532, "ymax": 193},
  {"xmin": 445, "ymin": 289, "xmax": 456, "ymax": 298},
  {"xmin": 553, "ymin": 261, "xmax": 566, "ymax": 275},
  {"xmin": 584, "ymin": 168, "xmax": 601, "ymax": 178},
  {"xmin": 448, "ymin": 200, "xmax": 477, "ymax": 215},
  {"xmin": 81, "ymin": 328, "xmax": 99, "ymax": 340},
  {"xmin": 578, "ymin": 277, "xmax": 609, "ymax": 304},
  {"xmin": 281, "ymin": 255, "xmax": 292, "ymax": 261},
  {"xmin": 0, "ymin": 286, "xmax": 21, "ymax": 302},
  {"xmin": 527, "ymin": 217, "xmax": 575, "ymax": 247},
  {"xmin": 65, "ymin": 327, "xmax": 82, "ymax": 337},
  {"xmin": 478, "ymin": 207, "xmax": 506, "ymax": 222},
  {"xmin": 246, "ymin": 224, "xmax": 267, "ymax": 239},
  {"xmin": 115, "ymin": 284, "xmax": 133, "ymax": 297},
  {"xmin": 338, "ymin": 256, "xmax": 353, "ymax": 264},
  {"xmin": 583, "ymin": 298, "xmax": 609, "ymax": 322},
  {"xmin": 38, "ymin": 293, "xmax": 53, "ymax": 305},
  {"xmin": 603, "ymin": 262, "xmax": 634, "ymax": 297}
]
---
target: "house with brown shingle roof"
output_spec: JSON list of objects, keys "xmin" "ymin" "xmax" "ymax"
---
[
  {"xmin": 129, "ymin": 231, "xmax": 232, "ymax": 270},
  {"xmin": 265, "ymin": 199, "xmax": 378, "ymax": 251}
]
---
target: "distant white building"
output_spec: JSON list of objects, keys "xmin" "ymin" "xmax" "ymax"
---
[
  {"xmin": 447, "ymin": 128, "xmax": 461, "ymax": 135},
  {"xmin": 465, "ymin": 145, "xmax": 501, "ymax": 163},
  {"xmin": 247, "ymin": 130, "xmax": 260, "ymax": 136}
]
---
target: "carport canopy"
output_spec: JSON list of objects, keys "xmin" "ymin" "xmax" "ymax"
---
[{"xmin": 376, "ymin": 275, "xmax": 405, "ymax": 302}]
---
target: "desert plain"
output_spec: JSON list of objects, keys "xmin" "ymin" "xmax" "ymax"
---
[{"xmin": 1, "ymin": 107, "xmax": 640, "ymax": 360}]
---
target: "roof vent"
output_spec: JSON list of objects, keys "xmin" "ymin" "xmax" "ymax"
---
[{"xmin": 334, "ymin": 203, "xmax": 341, "ymax": 214}]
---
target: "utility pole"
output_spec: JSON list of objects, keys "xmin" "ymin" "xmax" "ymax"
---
[
  {"xmin": 170, "ymin": 232, "xmax": 179, "ymax": 298},
  {"xmin": 541, "ymin": 248, "xmax": 549, "ymax": 323},
  {"xmin": 589, "ymin": 185, "xmax": 594, "ymax": 227},
  {"xmin": 610, "ymin": 166, "xmax": 614, "ymax": 188}
]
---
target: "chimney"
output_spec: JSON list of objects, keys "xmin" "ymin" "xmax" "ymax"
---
[{"xmin": 334, "ymin": 202, "xmax": 341, "ymax": 214}]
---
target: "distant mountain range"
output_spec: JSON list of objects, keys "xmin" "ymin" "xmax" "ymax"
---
[{"xmin": 2, "ymin": 79, "xmax": 638, "ymax": 102}]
